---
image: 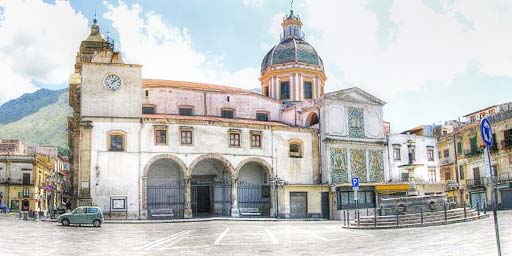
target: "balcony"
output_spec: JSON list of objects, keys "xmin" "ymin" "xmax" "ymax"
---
[
  {"xmin": 466, "ymin": 178, "xmax": 487, "ymax": 188},
  {"xmin": 445, "ymin": 180, "xmax": 459, "ymax": 191},
  {"xmin": 493, "ymin": 172, "xmax": 512, "ymax": 184},
  {"xmin": 464, "ymin": 149, "xmax": 482, "ymax": 158},
  {"xmin": 440, "ymin": 158, "xmax": 454, "ymax": 166},
  {"xmin": 0, "ymin": 178, "xmax": 33, "ymax": 185}
]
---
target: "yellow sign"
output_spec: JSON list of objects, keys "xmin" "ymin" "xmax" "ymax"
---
[{"xmin": 376, "ymin": 184, "xmax": 410, "ymax": 192}]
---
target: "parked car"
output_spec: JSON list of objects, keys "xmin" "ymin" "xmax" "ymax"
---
[{"xmin": 58, "ymin": 206, "xmax": 104, "ymax": 227}]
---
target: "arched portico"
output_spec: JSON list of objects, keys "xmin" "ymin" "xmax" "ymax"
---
[
  {"xmin": 142, "ymin": 154, "xmax": 189, "ymax": 219},
  {"xmin": 189, "ymin": 154, "xmax": 235, "ymax": 217},
  {"xmin": 236, "ymin": 158, "xmax": 273, "ymax": 217}
]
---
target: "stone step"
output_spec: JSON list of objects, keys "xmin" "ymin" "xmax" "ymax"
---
[
  {"xmin": 353, "ymin": 208, "xmax": 480, "ymax": 222},
  {"xmin": 353, "ymin": 212, "xmax": 480, "ymax": 224},
  {"xmin": 350, "ymin": 211, "xmax": 482, "ymax": 226},
  {"xmin": 345, "ymin": 214, "xmax": 489, "ymax": 229}
]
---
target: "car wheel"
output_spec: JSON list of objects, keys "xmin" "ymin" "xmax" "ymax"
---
[
  {"xmin": 93, "ymin": 220, "xmax": 101, "ymax": 228},
  {"xmin": 62, "ymin": 219, "xmax": 70, "ymax": 226}
]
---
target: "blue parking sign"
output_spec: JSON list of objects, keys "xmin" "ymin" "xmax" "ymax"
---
[
  {"xmin": 351, "ymin": 177, "xmax": 359, "ymax": 188},
  {"xmin": 480, "ymin": 117, "xmax": 493, "ymax": 146}
]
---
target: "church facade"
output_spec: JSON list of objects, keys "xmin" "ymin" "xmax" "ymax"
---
[{"xmin": 69, "ymin": 10, "xmax": 387, "ymax": 219}]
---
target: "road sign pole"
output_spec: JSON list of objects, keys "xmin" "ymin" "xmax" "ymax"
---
[
  {"xmin": 481, "ymin": 117, "xmax": 501, "ymax": 256},
  {"xmin": 486, "ymin": 146, "xmax": 501, "ymax": 256}
]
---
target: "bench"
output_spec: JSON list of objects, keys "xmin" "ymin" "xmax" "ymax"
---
[
  {"xmin": 239, "ymin": 208, "xmax": 261, "ymax": 217},
  {"xmin": 150, "ymin": 208, "xmax": 174, "ymax": 218}
]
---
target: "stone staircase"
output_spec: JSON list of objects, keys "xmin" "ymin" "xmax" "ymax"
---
[{"xmin": 344, "ymin": 208, "xmax": 489, "ymax": 229}]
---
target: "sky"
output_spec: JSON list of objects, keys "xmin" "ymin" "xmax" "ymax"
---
[{"xmin": 0, "ymin": 0, "xmax": 511, "ymax": 132}]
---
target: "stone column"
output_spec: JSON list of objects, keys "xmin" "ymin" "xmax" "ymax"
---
[
  {"xmin": 231, "ymin": 176, "xmax": 239, "ymax": 217},
  {"xmin": 184, "ymin": 176, "xmax": 192, "ymax": 218}
]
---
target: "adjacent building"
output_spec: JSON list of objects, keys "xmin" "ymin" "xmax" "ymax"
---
[{"xmin": 436, "ymin": 104, "xmax": 512, "ymax": 209}]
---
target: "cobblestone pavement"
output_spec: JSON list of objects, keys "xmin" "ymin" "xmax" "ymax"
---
[{"xmin": 0, "ymin": 211, "xmax": 511, "ymax": 256}]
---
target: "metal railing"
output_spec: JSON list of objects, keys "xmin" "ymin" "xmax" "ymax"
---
[
  {"xmin": 17, "ymin": 192, "xmax": 34, "ymax": 198},
  {"xmin": 464, "ymin": 149, "xmax": 483, "ymax": 158},
  {"xmin": 0, "ymin": 178, "xmax": 33, "ymax": 185}
]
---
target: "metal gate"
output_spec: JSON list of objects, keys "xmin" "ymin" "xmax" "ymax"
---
[
  {"xmin": 147, "ymin": 184, "xmax": 184, "ymax": 219},
  {"xmin": 501, "ymin": 189, "xmax": 512, "ymax": 209},
  {"xmin": 238, "ymin": 182, "xmax": 271, "ymax": 216},
  {"xmin": 191, "ymin": 177, "xmax": 231, "ymax": 217},
  {"xmin": 290, "ymin": 192, "xmax": 308, "ymax": 219},
  {"xmin": 213, "ymin": 180, "xmax": 232, "ymax": 216}
]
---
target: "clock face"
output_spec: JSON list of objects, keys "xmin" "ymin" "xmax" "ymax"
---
[{"xmin": 104, "ymin": 74, "xmax": 122, "ymax": 91}]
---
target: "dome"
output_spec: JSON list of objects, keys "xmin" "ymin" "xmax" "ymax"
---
[{"xmin": 261, "ymin": 37, "xmax": 324, "ymax": 72}]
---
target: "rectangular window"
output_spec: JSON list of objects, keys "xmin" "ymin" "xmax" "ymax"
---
[
  {"xmin": 142, "ymin": 106, "xmax": 155, "ymax": 114},
  {"xmin": 145, "ymin": 90, "xmax": 149, "ymax": 97},
  {"xmin": 154, "ymin": 127, "xmax": 167, "ymax": 145},
  {"xmin": 289, "ymin": 142, "xmax": 303, "ymax": 158},
  {"xmin": 459, "ymin": 165, "xmax": 465, "ymax": 180},
  {"xmin": 444, "ymin": 171, "xmax": 451, "ymax": 180},
  {"xmin": 229, "ymin": 132, "xmax": 241, "ymax": 147},
  {"xmin": 428, "ymin": 170, "xmax": 436, "ymax": 182},
  {"xmin": 457, "ymin": 141, "xmax": 462, "ymax": 154},
  {"xmin": 180, "ymin": 129, "xmax": 193, "ymax": 145},
  {"xmin": 179, "ymin": 107, "xmax": 194, "ymax": 116},
  {"xmin": 393, "ymin": 147, "xmax": 401, "ymax": 161},
  {"xmin": 470, "ymin": 137, "xmax": 478, "ymax": 152},
  {"xmin": 303, "ymin": 81, "xmax": 313, "ymax": 99},
  {"xmin": 10, "ymin": 200, "xmax": 19, "ymax": 211},
  {"xmin": 443, "ymin": 149, "xmax": 450, "ymax": 158},
  {"xmin": 401, "ymin": 172, "xmax": 410, "ymax": 182},
  {"xmin": 336, "ymin": 190, "xmax": 375, "ymax": 210},
  {"xmin": 280, "ymin": 81, "xmax": 290, "ymax": 100},
  {"xmin": 109, "ymin": 134, "xmax": 124, "ymax": 151},
  {"xmin": 22, "ymin": 173, "xmax": 30, "ymax": 185},
  {"xmin": 221, "ymin": 109, "xmax": 235, "ymax": 119},
  {"xmin": 256, "ymin": 112, "xmax": 269, "ymax": 121},
  {"xmin": 264, "ymin": 86, "xmax": 269, "ymax": 97},
  {"xmin": 250, "ymin": 132, "xmax": 262, "ymax": 148},
  {"xmin": 427, "ymin": 149, "xmax": 434, "ymax": 161}
]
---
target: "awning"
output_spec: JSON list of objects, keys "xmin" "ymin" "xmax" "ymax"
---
[{"xmin": 376, "ymin": 184, "xmax": 410, "ymax": 192}]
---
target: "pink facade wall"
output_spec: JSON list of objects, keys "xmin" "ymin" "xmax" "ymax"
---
[{"xmin": 143, "ymin": 88, "xmax": 283, "ymax": 121}]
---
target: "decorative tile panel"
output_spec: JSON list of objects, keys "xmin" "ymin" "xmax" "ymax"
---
[
  {"xmin": 350, "ymin": 149, "xmax": 367, "ymax": 182},
  {"xmin": 330, "ymin": 148, "xmax": 348, "ymax": 184},
  {"xmin": 369, "ymin": 150, "xmax": 384, "ymax": 182},
  {"xmin": 348, "ymin": 107, "xmax": 365, "ymax": 138}
]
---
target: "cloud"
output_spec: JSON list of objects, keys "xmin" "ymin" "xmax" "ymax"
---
[
  {"xmin": 242, "ymin": 0, "xmax": 264, "ymax": 8},
  {"xmin": 104, "ymin": 1, "xmax": 260, "ymax": 90},
  {"xmin": 302, "ymin": 0, "xmax": 512, "ymax": 100},
  {"xmin": 0, "ymin": 0, "xmax": 89, "ymax": 103}
]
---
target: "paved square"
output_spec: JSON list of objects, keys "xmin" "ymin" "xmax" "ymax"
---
[{"xmin": 0, "ymin": 211, "xmax": 511, "ymax": 256}]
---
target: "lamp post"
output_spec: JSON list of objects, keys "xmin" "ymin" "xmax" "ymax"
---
[{"xmin": 270, "ymin": 177, "xmax": 285, "ymax": 219}]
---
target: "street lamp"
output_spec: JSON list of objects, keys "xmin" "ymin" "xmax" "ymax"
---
[{"xmin": 270, "ymin": 177, "xmax": 285, "ymax": 218}]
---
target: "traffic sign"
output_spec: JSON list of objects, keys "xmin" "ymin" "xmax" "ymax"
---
[
  {"xmin": 480, "ymin": 117, "xmax": 493, "ymax": 146},
  {"xmin": 351, "ymin": 177, "xmax": 359, "ymax": 188}
]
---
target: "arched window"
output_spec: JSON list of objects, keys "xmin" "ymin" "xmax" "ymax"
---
[
  {"xmin": 107, "ymin": 130, "xmax": 127, "ymax": 152},
  {"xmin": 289, "ymin": 139, "xmax": 303, "ymax": 158},
  {"xmin": 306, "ymin": 112, "xmax": 319, "ymax": 126}
]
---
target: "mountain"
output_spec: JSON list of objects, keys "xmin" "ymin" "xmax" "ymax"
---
[
  {"xmin": 0, "ymin": 89, "xmax": 71, "ymax": 148},
  {"xmin": 0, "ymin": 88, "xmax": 66, "ymax": 124}
]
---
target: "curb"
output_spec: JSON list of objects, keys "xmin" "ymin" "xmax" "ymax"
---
[{"xmin": 104, "ymin": 217, "xmax": 330, "ymax": 224}]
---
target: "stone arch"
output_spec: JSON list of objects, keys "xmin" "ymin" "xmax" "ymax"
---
[
  {"xmin": 188, "ymin": 154, "xmax": 235, "ymax": 177},
  {"xmin": 235, "ymin": 157, "xmax": 273, "ymax": 177},
  {"xmin": 143, "ymin": 154, "xmax": 188, "ymax": 177}
]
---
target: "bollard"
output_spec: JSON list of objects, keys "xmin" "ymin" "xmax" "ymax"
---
[
  {"xmin": 23, "ymin": 211, "xmax": 28, "ymax": 221},
  {"xmin": 347, "ymin": 210, "xmax": 350, "ymax": 227},
  {"xmin": 420, "ymin": 207, "xmax": 424, "ymax": 224},
  {"xmin": 357, "ymin": 209, "xmax": 360, "ymax": 228},
  {"xmin": 396, "ymin": 208, "xmax": 399, "ymax": 228},
  {"xmin": 463, "ymin": 204, "xmax": 467, "ymax": 221},
  {"xmin": 444, "ymin": 203, "xmax": 447, "ymax": 224},
  {"xmin": 343, "ymin": 210, "xmax": 346, "ymax": 226},
  {"xmin": 374, "ymin": 208, "xmax": 377, "ymax": 228}
]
